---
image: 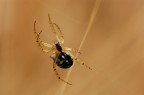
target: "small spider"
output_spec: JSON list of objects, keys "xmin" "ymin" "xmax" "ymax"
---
[{"xmin": 34, "ymin": 14, "xmax": 92, "ymax": 85}]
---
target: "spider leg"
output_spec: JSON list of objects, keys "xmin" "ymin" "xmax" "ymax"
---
[
  {"xmin": 34, "ymin": 21, "xmax": 52, "ymax": 53},
  {"xmin": 53, "ymin": 23, "xmax": 64, "ymax": 44},
  {"xmin": 75, "ymin": 58, "xmax": 92, "ymax": 70},
  {"xmin": 63, "ymin": 47, "xmax": 91, "ymax": 70},
  {"xmin": 48, "ymin": 14, "xmax": 64, "ymax": 44},
  {"xmin": 64, "ymin": 47, "xmax": 81, "ymax": 54},
  {"xmin": 53, "ymin": 61, "xmax": 72, "ymax": 85}
]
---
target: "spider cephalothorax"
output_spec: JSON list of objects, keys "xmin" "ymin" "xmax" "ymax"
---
[{"xmin": 34, "ymin": 14, "xmax": 92, "ymax": 85}]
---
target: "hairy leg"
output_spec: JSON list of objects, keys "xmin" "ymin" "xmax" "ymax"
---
[
  {"xmin": 34, "ymin": 21, "xmax": 52, "ymax": 53},
  {"xmin": 53, "ymin": 23, "xmax": 64, "ymax": 44},
  {"xmin": 48, "ymin": 14, "xmax": 64, "ymax": 44},
  {"xmin": 53, "ymin": 62, "xmax": 72, "ymax": 85},
  {"xmin": 75, "ymin": 58, "xmax": 92, "ymax": 70}
]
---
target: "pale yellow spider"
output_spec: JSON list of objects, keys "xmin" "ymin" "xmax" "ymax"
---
[{"xmin": 34, "ymin": 14, "xmax": 92, "ymax": 85}]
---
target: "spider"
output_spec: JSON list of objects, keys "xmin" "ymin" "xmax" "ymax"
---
[{"xmin": 34, "ymin": 14, "xmax": 92, "ymax": 85}]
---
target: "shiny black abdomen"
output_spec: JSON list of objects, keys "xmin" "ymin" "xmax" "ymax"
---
[{"xmin": 56, "ymin": 52, "xmax": 73, "ymax": 69}]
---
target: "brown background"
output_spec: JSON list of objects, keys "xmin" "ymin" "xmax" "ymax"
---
[{"xmin": 0, "ymin": 0, "xmax": 144, "ymax": 95}]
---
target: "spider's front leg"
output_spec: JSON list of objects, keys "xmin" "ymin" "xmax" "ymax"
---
[
  {"xmin": 48, "ymin": 14, "xmax": 64, "ymax": 44},
  {"xmin": 53, "ymin": 23, "xmax": 64, "ymax": 44},
  {"xmin": 34, "ymin": 21, "xmax": 52, "ymax": 53}
]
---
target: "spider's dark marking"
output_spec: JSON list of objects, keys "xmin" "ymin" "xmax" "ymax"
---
[
  {"xmin": 56, "ymin": 52, "xmax": 73, "ymax": 69},
  {"xmin": 56, "ymin": 43, "xmax": 62, "ymax": 52}
]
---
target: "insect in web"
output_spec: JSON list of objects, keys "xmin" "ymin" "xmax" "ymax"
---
[{"xmin": 34, "ymin": 14, "xmax": 92, "ymax": 85}]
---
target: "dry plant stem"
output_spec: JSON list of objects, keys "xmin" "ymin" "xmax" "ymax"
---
[{"xmin": 57, "ymin": 0, "xmax": 102, "ymax": 95}]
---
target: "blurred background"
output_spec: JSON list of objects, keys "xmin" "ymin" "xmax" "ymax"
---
[{"xmin": 1, "ymin": 0, "xmax": 144, "ymax": 95}]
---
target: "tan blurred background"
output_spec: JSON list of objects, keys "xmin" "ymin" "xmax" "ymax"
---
[{"xmin": 1, "ymin": 0, "xmax": 144, "ymax": 95}]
